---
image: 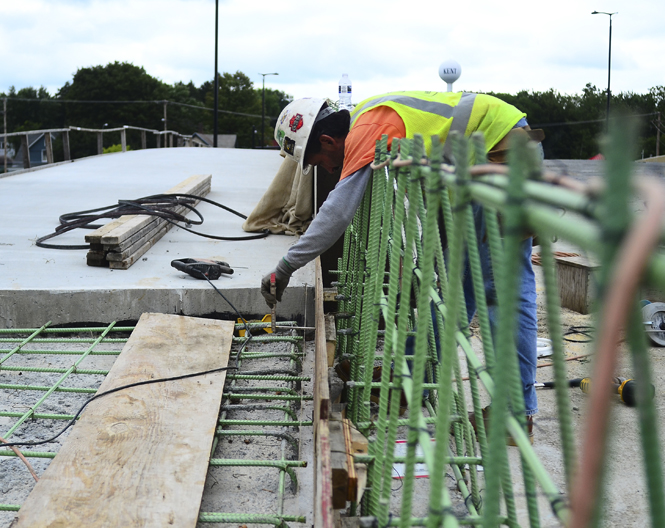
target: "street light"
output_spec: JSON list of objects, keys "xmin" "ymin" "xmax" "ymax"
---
[
  {"xmin": 260, "ymin": 72, "xmax": 279, "ymax": 148},
  {"xmin": 213, "ymin": 0, "xmax": 219, "ymax": 147},
  {"xmin": 592, "ymin": 11, "xmax": 617, "ymax": 130}
]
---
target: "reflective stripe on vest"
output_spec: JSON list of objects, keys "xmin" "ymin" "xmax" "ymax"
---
[
  {"xmin": 350, "ymin": 94, "xmax": 456, "ymax": 125},
  {"xmin": 443, "ymin": 93, "xmax": 476, "ymax": 161},
  {"xmin": 350, "ymin": 91, "xmax": 524, "ymax": 162}
]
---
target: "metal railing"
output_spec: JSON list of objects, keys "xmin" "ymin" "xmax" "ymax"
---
[{"xmin": 1, "ymin": 125, "xmax": 197, "ymax": 173}]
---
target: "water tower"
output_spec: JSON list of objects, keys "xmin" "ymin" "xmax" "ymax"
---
[{"xmin": 439, "ymin": 60, "xmax": 461, "ymax": 92}]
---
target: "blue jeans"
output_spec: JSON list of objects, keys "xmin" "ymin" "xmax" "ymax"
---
[
  {"xmin": 462, "ymin": 205, "xmax": 538, "ymax": 416},
  {"xmin": 405, "ymin": 205, "xmax": 538, "ymax": 416}
]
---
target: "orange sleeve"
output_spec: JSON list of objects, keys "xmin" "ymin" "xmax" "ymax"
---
[{"xmin": 340, "ymin": 106, "xmax": 406, "ymax": 180}]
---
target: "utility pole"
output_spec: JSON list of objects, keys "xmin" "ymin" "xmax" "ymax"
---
[
  {"xmin": 592, "ymin": 11, "xmax": 617, "ymax": 131},
  {"xmin": 213, "ymin": 0, "xmax": 219, "ymax": 148},
  {"xmin": 3, "ymin": 98, "xmax": 7, "ymax": 174},
  {"xmin": 658, "ymin": 112, "xmax": 661, "ymax": 158},
  {"xmin": 259, "ymin": 72, "xmax": 278, "ymax": 148}
]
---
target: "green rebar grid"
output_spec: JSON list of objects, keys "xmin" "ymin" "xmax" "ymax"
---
[
  {"xmin": 333, "ymin": 123, "xmax": 665, "ymax": 527},
  {"xmin": 1, "ymin": 323, "xmax": 312, "ymax": 528}
]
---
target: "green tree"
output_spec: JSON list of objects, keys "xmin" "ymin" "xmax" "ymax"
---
[
  {"xmin": 58, "ymin": 61, "xmax": 169, "ymax": 157},
  {"xmin": 0, "ymin": 86, "xmax": 61, "ymax": 151},
  {"xmin": 203, "ymin": 71, "xmax": 261, "ymax": 148}
]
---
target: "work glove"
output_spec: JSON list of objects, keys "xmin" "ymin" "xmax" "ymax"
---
[{"xmin": 261, "ymin": 258, "xmax": 295, "ymax": 306}]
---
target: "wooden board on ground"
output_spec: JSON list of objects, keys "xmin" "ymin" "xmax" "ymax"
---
[
  {"xmin": 555, "ymin": 254, "xmax": 601, "ymax": 314},
  {"xmin": 13, "ymin": 313, "xmax": 234, "ymax": 528}
]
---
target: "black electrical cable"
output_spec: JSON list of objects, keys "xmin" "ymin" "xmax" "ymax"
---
[
  {"xmin": 1, "ymin": 366, "xmax": 237, "ymax": 448},
  {"xmin": 36, "ymin": 192, "xmax": 270, "ymax": 250},
  {"xmin": 563, "ymin": 325, "xmax": 595, "ymax": 343},
  {"xmin": 189, "ymin": 267, "xmax": 255, "ymax": 365}
]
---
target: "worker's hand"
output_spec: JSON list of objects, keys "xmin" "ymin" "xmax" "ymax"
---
[{"xmin": 261, "ymin": 259, "xmax": 294, "ymax": 306}]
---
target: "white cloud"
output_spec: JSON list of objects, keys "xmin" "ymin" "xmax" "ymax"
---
[{"xmin": 1, "ymin": 0, "xmax": 663, "ymax": 102}]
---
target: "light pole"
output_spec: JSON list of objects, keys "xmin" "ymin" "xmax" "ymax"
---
[
  {"xmin": 213, "ymin": 0, "xmax": 219, "ymax": 147},
  {"xmin": 260, "ymin": 72, "xmax": 278, "ymax": 148},
  {"xmin": 592, "ymin": 11, "xmax": 617, "ymax": 130}
]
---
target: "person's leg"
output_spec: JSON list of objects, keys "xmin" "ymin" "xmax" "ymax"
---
[
  {"xmin": 515, "ymin": 239, "xmax": 538, "ymax": 416},
  {"xmin": 465, "ymin": 205, "xmax": 538, "ymax": 416}
]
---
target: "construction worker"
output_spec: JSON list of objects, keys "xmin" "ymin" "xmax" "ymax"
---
[{"xmin": 261, "ymin": 92, "xmax": 540, "ymax": 434}]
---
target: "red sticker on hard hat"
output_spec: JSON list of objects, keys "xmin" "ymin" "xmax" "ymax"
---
[{"xmin": 289, "ymin": 114, "xmax": 304, "ymax": 132}]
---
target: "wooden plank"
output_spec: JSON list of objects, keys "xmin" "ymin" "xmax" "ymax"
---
[
  {"xmin": 63, "ymin": 130, "xmax": 71, "ymax": 161},
  {"xmin": 86, "ymin": 251, "xmax": 108, "ymax": 267},
  {"xmin": 21, "ymin": 134, "xmax": 30, "ymax": 169},
  {"xmin": 13, "ymin": 313, "xmax": 234, "ymax": 528},
  {"xmin": 91, "ymin": 179, "xmax": 209, "ymax": 246},
  {"xmin": 325, "ymin": 314, "xmax": 336, "ymax": 368},
  {"xmin": 103, "ymin": 183, "xmax": 210, "ymax": 255},
  {"xmin": 98, "ymin": 181, "xmax": 209, "ymax": 246},
  {"xmin": 105, "ymin": 220, "xmax": 170, "ymax": 261},
  {"xmin": 342, "ymin": 418, "xmax": 357, "ymax": 502},
  {"xmin": 314, "ymin": 419, "xmax": 334, "ymax": 528},
  {"xmin": 314, "ymin": 257, "xmax": 330, "ymax": 427},
  {"xmin": 314, "ymin": 256, "xmax": 334, "ymax": 528},
  {"xmin": 108, "ymin": 223, "xmax": 173, "ymax": 269},
  {"xmin": 555, "ymin": 255, "xmax": 600, "ymax": 314},
  {"xmin": 85, "ymin": 175, "xmax": 210, "ymax": 245},
  {"xmin": 44, "ymin": 133, "xmax": 54, "ymax": 164},
  {"xmin": 329, "ymin": 418, "xmax": 348, "ymax": 509}
]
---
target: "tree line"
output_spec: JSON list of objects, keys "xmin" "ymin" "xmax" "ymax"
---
[
  {"xmin": 484, "ymin": 84, "xmax": 664, "ymax": 160},
  {"xmin": 2, "ymin": 61, "xmax": 664, "ymax": 160},
  {"xmin": 1, "ymin": 62, "xmax": 292, "ymax": 160}
]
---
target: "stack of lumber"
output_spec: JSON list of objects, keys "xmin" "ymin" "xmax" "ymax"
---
[{"xmin": 85, "ymin": 174, "xmax": 211, "ymax": 269}]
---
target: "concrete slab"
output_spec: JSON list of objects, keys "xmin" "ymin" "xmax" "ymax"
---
[{"xmin": 0, "ymin": 148, "xmax": 315, "ymax": 328}]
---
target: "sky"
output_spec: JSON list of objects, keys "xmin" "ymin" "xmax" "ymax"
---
[{"xmin": 1, "ymin": 0, "xmax": 663, "ymax": 105}]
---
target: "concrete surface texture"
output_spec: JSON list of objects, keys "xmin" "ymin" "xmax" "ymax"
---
[{"xmin": 0, "ymin": 148, "xmax": 315, "ymax": 328}]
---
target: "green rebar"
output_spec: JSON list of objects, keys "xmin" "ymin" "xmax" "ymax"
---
[
  {"xmin": 215, "ymin": 430, "xmax": 299, "ymax": 449},
  {"xmin": 0, "ymin": 322, "xmax": 52, "ymax": 364},
  {"xmin": 0, "ymin": 327, "xmax": 134, "ymax": 334},
  {"xmin": 0, "ymin": 366, "xmax": 109, "ymax": 375},
  {"xmin": 197, "ymin": 512, "xmax": 306, "ymax": 524},
  {"xmin": 332, "ymin": 125, "xmax": 665, "ymax": 527},
  {"xmin": 0, "ymin": 450, "xmax": 56, "ymax": 458},
  {"xmin": 223, "ymin": 392, "xmax": 312, "ymax": 401},
  {"xmin": 0, "ymin": 383, "xmax": 98, "ymax": 393},
  {"xmin": 225, "ymin": 374, "xmax": 309, "ymax": 382},
  {"xmin": 538, "ymin": 220, "xmax": 577, "ymax": 494},
  {"xmin": 217, "ymin": 420, "xmax": 312, "ymax": 428},
  {"xmin": 2, "ymin": 322, "xmax": 117, "ymax": 440},
  {"xmin": 424, "ymin": 134, "xmax": 464, "ymax": 528},
  {"xmin": 1, "ymin": 349, "xmax": 121, "ymax": 356},
  {"xmin": 359, "ymin": 135, "xmax": 390, "ymax": 426}
]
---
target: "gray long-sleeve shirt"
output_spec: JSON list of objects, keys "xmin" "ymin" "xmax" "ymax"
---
[{"xmin": 283, "ymin": 165, "xmax": 372, "ymax": 271}]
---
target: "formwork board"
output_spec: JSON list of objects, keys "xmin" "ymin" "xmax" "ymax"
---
[{"xmin": 13, "ymin": 313, "xmax": 234, "ymax": 528}]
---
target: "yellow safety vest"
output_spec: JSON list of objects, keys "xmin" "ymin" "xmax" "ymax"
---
[{"xmin": 350, "ymin": 91, "xmax": 525, "ymax": 161}]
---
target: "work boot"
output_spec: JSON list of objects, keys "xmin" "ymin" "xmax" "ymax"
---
[{"xmin": 466, "ymin": 406, "xmax": 534, "ymax": 446}]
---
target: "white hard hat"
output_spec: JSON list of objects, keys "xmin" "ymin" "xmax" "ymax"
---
[{"xmin": 274, "ymin": 98, "xmax": 334, "ymax": 174}]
